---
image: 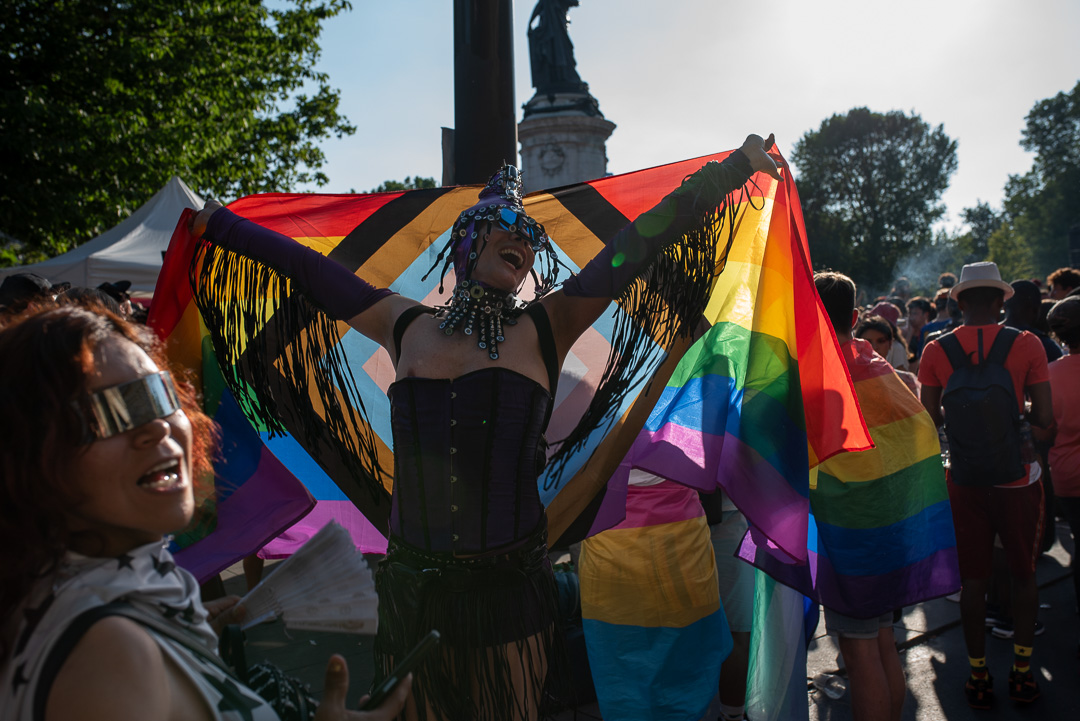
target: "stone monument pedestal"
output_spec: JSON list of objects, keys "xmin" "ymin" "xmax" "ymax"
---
[{"xmin": 519, "ymin": 93, "xmax": 616, "ymax": 193}]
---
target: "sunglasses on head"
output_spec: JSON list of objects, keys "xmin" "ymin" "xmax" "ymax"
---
[
  {"xmin": 495, "ymin": 207, "xmax": 548, "ymax": 252},
  {"xmin": 77, "ymin": 371, "xmax": 182, "ymax": 443}
]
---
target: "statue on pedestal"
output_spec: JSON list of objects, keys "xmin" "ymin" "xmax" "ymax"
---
[
  {"xmin": 528, "ymin": 0, "xmax": 590, "ymax": 96},
  {"xmin": 520, "ymin": 0, "xmax": 614, "ymax": 190}
]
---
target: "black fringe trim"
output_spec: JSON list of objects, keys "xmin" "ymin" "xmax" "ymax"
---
[
  {"xmin": 189, "ymin": 240, "xmax": 391, "ymax": 522},
  {"xmin": 543, "ymin": 181, "xmax": 750, "ymax": 490},
  {"xmin": 373, "ymin": 543, "xmax": 569, "ymax": 720}
]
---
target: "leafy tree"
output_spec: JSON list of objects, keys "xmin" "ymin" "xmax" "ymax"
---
[
  {"xmin": 987, "ymin": 223, "xmax": 1038, "ymax": 281},
  {"xmin": 997, "ymin": 81, "xmax": 1080, "ymax": 276},
  {"xmin": 791, "ymin": 107, "xmax": 958, "ymax": 292},
  {"xmin": 959, "ymin": 202, "xmax": 1004, "ymax": 264},
  {"xmin": 0, "ymin": 0, "xmax": 355, "ymax": 265},
  {"xmin": 370, "ymin": 176, "xmax": 439, "ymax": 193}
]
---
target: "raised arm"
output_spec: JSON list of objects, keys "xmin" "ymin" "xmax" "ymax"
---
[
  {"xmin": 540, "ymin": 134, "xmax": 784, "ymax": 359},
  {"xmin": 191, "ymin": 203, "xmax": 416, "ymax": 351}
]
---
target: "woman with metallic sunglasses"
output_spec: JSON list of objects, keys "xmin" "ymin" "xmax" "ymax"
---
[
  {"xmin": 190, "ymin": 134, "xmax": 783, "ymax": 720},
  {"xmin": 0, "ymin": 305, "xmax": 411, "ymax": 721}
]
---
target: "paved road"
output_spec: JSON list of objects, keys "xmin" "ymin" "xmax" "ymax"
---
[
  {"xmin": 223, "ymin": 520, "xmax": 1079, "ymax": 719},
  {"xmin": 807, "ymin": 519, "xmax": 1079, "ymax": 721}
]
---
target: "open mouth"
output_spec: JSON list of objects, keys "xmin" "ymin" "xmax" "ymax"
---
[
  {"xmin": 499, "ymin": 246, "xmax": 525, "ymax": 270},
  {"xmin": 138, "ymin": 459, "xmax": 185, "ymax": 492}
]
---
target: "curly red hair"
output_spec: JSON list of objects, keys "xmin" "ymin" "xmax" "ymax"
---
[{"xmin": 0, "ymin": 304, "xmax": 217, "ymax": 655}]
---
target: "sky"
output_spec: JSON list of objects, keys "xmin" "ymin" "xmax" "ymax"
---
[{"xmin": 300, "ymin": 0, "xmax": 1080, "ymax": 230}]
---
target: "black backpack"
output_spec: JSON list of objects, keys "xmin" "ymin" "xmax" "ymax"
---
[{"xmin": 939, "ymin": 326, "xmax": 1025, "ymax": 486}]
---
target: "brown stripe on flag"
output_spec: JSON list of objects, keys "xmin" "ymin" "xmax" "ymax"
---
[
  {"xmin": 356, "ymin": 187, "xmax": 482, "ymax": 289},
  {"xmin": 327, "ymin": 186, "xmax": 464, "ymax": 273},
  {"xmin": 540, "ymin": 182, "xmax": 632, "ymax": 257}
]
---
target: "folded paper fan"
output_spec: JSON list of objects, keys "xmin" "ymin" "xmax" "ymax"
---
[{"xmin": 239, "ymin": 520, "xmax": 379, "ymax": 634}]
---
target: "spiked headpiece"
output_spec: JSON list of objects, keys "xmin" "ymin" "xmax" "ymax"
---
[{"xmin": 424, "ymin": 165, "xmax": 563, "ymax": 300}]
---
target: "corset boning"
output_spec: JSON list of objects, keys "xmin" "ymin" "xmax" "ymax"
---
[{"xmin": 387, "ymin": 368, "xmax": 551, "ymax": 555}]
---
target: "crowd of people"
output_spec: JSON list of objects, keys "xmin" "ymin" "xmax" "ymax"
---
[
  {"xmin": 815, "ymin": 262, "xmax": 1080, "ymax": 714},
  {"xmin": 1, "ymin": 144, "xmax": 1079, "ymax": 720}
]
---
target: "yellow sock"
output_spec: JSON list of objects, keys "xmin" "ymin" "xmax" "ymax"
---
[
  {"xmin": 969, "ymin": 656, "xmax": 988, "ymax": 678},
  {"xmin": 1013, "ymin": 644, "xmax": 1032, "ymax": 672}
]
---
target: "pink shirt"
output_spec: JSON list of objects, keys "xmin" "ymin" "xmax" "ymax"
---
[{"xmin": 1048, "ymin": 354, "xmax": 1080, "ymax": 496}]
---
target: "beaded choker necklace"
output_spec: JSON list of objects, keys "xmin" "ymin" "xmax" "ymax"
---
[{"xmin": 436, "ymin": 280, "xmax": 524, "ymax": 360}]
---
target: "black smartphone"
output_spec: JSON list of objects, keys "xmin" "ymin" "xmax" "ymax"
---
[{"xmin": 359, "ymin": 629, "xmax": 441, "ymax": 710}]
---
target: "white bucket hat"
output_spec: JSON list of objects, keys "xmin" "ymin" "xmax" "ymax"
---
[{"xmin": 950, "ymin": 262, "xmax": 1014, "ymax": 301}]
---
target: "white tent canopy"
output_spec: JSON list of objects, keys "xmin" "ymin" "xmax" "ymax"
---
[{"xmin": 1, "ymin": 177, "xmax": 204, "ymax": 296}]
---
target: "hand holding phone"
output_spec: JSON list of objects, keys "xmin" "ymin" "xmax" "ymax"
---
[{"xmin": 359, "ymin": 630, "xmax": 440, "ymax": 711}]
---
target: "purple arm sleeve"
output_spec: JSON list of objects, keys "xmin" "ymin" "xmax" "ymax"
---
[
  {"xmin": 562, "ymin": 149, "xmax": 756, "ymax": 298},
  {"xmin": 205, "ymin": 208, "xmax": 395, "ymax": 320}
]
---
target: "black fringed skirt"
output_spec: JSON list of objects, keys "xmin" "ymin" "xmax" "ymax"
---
[{"xmin": 374, "ymin": 532, "xmax": 567, "ymax": 720}]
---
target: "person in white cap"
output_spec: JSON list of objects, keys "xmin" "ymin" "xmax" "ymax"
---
[{"xmin": 918, "ymin": 261, "xmax": 1053, "ymax": 708}]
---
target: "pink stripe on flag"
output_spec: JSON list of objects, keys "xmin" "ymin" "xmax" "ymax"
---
[
  {"xmin": 259, "ymin": 500, "xmax": 388, "ymax": 557},
  {"xmin": 614, "ymin": 480, "xmax": 705, "ymax": 530}
]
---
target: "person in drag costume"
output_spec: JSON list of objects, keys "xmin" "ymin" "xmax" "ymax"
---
[
  {"xmin": 189, "ymin": 134, "xmax": 783, "ymax": 720},
  {"xmin": 0, "ymin": 304, "xmax": 411, "ymax": 721}
]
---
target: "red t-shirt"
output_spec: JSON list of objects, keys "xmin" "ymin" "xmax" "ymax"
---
[{"xmin": 919, "ymin": 324, "xmax": 1049, "ymax": 486}]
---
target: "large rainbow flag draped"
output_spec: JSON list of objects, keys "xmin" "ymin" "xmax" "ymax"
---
[
  {"xmin": 738, "ymin": 338, "xmax": 959, "ymax": 617},
  {"xmin": 579, "ymin": 473, "xmax": 731, "ymax": 721},
  {"xmin": 152, "ymin": 149, "xmax": 808, "ymax": 566}
]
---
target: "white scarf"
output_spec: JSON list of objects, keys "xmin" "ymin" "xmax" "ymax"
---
[{"xmin": 2, "ymin": 539, "xmax": 226, "ymax": 721}]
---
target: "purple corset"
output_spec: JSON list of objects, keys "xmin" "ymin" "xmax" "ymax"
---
[{"xmin": 387, "ymin": 368, "xmax": 551, "ymax": 555}]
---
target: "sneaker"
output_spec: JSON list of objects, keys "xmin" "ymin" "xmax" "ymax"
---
[
  {"xmin": 984, "ymin": 605, "xmax": 1008, "ymax": 629},
  {"xmin": 1008, "ymin": 668, "xmax": 1040, "ymax": 704},
  {"xmin": 989, "ymin": 619, "xmax": 1045, "ymax": 639},
  {"xmin": 964, "ymin": 672, "xmax": 995, "ymax": 710}
]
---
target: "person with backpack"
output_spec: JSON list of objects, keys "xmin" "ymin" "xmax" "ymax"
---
[{"xmin": 918, "ymin": 262, "xmax": 1053, "ymax": 709}]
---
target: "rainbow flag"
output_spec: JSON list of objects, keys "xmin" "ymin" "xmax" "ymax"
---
[
  {"xmin": 579, "ymin": 474, "xmax": 731, "ymax": 721},
  {"xmin": 739, "ymin": 338, "xmax": 959, "ymax": 617},
  {"xmin": 151, "ymin": 148, "xmax": 803, "ymax": 564},
  {"xmin": 626, "ymin": 164, "xmax": 873, "ymax": 562},
  {"xmin": 745, "ymin": 570, "xmax": 814, "ymax": 721},
  {"xmin": 149, "ymin": 214, "xmax": 316, "ymax": 582}
]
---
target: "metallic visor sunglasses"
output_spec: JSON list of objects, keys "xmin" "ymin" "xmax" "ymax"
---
[
  {"xmin": 495, "ymin": 207, "xmax": 548, "ymax": 252},
  {"xmin": 77, "ymin": 371, "xmax": 182, "ymax": 443}
]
